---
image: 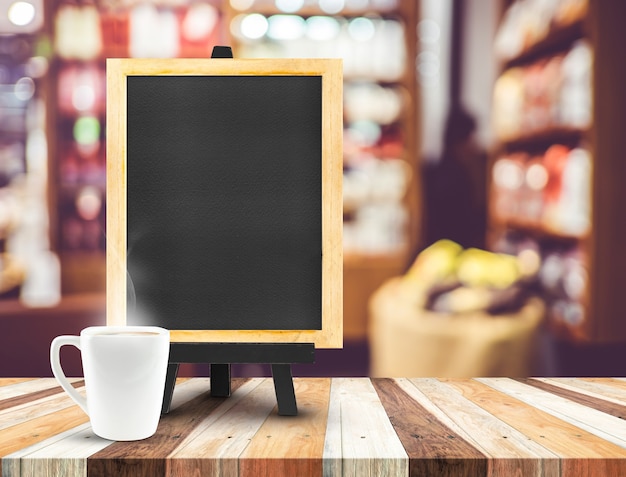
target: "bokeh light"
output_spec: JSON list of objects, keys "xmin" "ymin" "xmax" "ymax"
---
[
  {"xmin": 305, "ymin": 16, "xmax": 340, "ymax": 41},
  {"xmin": 8, "ymin": 1, "xmax": 35, "ymax": 27},
  {"xmin": 275, "ymin": 0, "xmax": 304, "ymax": 13},
  {"xmin": 267, "ymin": 15, "xmax": 305, "ymax": 41},
  {"xmin": 319, "ymin": 0, "xmax": 345, "ymax": 15},
  {"xmin": 240, "ymin": 13, "xmax": 268, "ymax": 40}
]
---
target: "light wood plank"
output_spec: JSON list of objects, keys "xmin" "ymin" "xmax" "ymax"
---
[
  {"xmin": 445, "ymin": 378, "xmax": 626, "ymax": 475},
  {"xmin": 538, "ymin": 378, "xmax": 626, "ymax": 406},
  {"xmin": 20, "ymin": 426, "xmax": 112, "ymax": 477},
  {"xmin": 478, "ymin": 378, "xmax": 626, "ymax": 448},
  {"xmin": 322, "ymin": 378, "xmax": 342, "ymax": 477},
  {"xmin": 0, "ymin": 406, "xmax": 89, "ymax": 458},
  {"xmin": 105, "ymin": 55, "xmax": 127, "ymax": 337},
  {"xmin": 239, "ymin": 378, "xmax": 331, "ymax": 476},
  {"xmin": 166, "ymin": 378, "xmax": 274, "ymax": 476},
  {"xmin": 409, "ymin": 378, "xmax": 558, "ymax": 476},
  {"xmin": 580, "ymin": 378, "xmax": 626, "ymax": 393},
  {"xmin": 167, "ymin": 378, "xmax": 211, "ymax": 410},
  {"xmin": 0, "ymin": 379, "xmax": 36, "ymax": 388},
  {"xmin": 2, "ymin": 424, "xmax": 94, "ymax": 477},
  {"xmin": 333, "ymin": 378, "xmax": 408, "ymax": 477},
  {"xmin": 0, "ymin": 386, "xmax": 86, "ymax": 431},
  {"xmin": 0, "ymin": 379, "xmax": 80, "ymax": 401}
]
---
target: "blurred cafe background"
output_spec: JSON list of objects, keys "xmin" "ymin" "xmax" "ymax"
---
[{"xmin": 1, "ymin": 0, "xmax": 626, "ymax": 378}]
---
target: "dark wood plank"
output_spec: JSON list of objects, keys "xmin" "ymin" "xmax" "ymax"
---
[
  {"xmin": 516, "ymin": 378, "xmax": 626, "ymax": 420},
  {"xmin": 371, "ymin": 378, "xmax": 487, "ymax": 477},
  {"xmin": 87, "ymin": 378, "xmax": 248, "ymax": 477}
]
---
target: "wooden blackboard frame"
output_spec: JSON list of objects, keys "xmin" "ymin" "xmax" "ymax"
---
[{"xmin": 106, "ymin": 58, "xmax": 343, "ymax": 348}]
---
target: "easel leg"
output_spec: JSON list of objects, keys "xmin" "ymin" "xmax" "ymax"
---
[
  {"xmin": 210, "ymin": 363, "xmax": 231, "ymax": 397},
  {"xmin": 161, "ymin": 363, "xmax": 180, "ymax": 415},
  {"xmin": 271, "ymin": 364, "xmax": 297, "ymax": 416}
]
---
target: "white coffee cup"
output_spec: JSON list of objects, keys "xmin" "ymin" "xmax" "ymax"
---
[{"xmin": 50, "ymin": 326, "xmax": 170, "ymax": 441}]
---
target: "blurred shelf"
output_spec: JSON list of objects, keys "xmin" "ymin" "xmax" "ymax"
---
[
  {"xmin": 229, "ymin": 4, "xmax": 404, "ymax": 18},
  {"xmin": 343, "ymin": 249, "xmax": 408, "ymax": 269},
  {"xmin": 498, "ymin": 126, "xmax": 588, "ymax": 152},
  {"xmin": 503, "ymin": 17, "xmax": 586, "ymax": 69},
  {"xmin": 59, "ymin": 251, "xmax": 105, "ymax": 294},
  {"xmin": 489, "ymin": 216, "xmax": 588, "ymax": 243},
  {"xmin": 490, "ymin": 0, "xmax": 626, "ymax": 342}
]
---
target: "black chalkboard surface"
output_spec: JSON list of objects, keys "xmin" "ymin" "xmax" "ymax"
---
[
  {"xmin": 126, "ymin": 75, "xmax": 322, "ymax": 331},
  {"xmin": 106, "ymin": 58, "xmax": 343, "ymax": 348}
]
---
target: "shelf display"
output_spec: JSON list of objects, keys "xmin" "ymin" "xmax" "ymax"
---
[
  {"xmin": 494, "ymin": 0, "xmax": 588, "ymax": 63},
  {"xmin": 489, "ymin": 0, "xmax": 626, "ymax": 342},
  {"xmin": 492, "ymin": 40, "xmax": 591, "ymax": 141},
  {"xmin": 0, "ymin": 32, "xmax": 60, "ymax": 306},
  {"xmin": 55, "ymin": 62, "xmax": 106, "ymax": 253},
  {"xmin": 491, "ymin": 144, "xmax": 591, "ymax": 237},
  {"xmin": 227, "ymin": 0, "xmax": 418, "ymax": 258},
  {"xmin": 48, "ymin": 0, "xmax": 226, "ymax": 292},
  {"xmin": 0, "ymin": 37, "xmax": 29, "ymax": 295}
]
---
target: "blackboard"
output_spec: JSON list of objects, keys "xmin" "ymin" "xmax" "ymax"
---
[{"xmin": 106, "ymin": 59, "xmax": 343, "ymax": 348}]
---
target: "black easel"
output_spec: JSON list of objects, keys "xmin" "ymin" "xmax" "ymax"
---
[
  {"xmin": 160, "ymin": 46, "xmax": 316, "ymax": 417},
  {"xmin": 161, "ymin": 342, "xmax": 315, "ymax": 416}
]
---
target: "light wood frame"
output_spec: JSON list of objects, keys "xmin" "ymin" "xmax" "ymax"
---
[{"xmin": 106, "ymin": 58, "xmax": 343, "ymax": 348}]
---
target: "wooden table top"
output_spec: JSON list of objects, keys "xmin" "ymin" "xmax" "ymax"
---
[{"xmin": 3, "ymin": 377, "xmax": 626, "ymax": 476}]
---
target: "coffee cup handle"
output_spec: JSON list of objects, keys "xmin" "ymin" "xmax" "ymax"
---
[{"xmin": 50, "ymin": 336, "xmax": 88, "ymax": 415}]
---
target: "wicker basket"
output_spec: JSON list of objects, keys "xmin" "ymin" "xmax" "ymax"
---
[{"xmin": 369, "ymin": 277, "xmax": 545, "ymax": 377}]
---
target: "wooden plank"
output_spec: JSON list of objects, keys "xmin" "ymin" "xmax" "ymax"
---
[
  {"xmin": 166, "ymin": 378, "xmax": 276, "ymax": 476},
  {"xmin": 239, "ymin": 378, "xmax": 331, "ymax": 476},
  {"xmin": 0, "ymin": 379, "xmax": 80, "ymax": 401},
  {"xmin": 6, "ymin": 378, "xmax": 202, "ymax": 477},
  {"xmin": 372, "ymin": 378, "xmax": 487, "ymax": 477},
  {"xmin": 322, "ymin": 378, "xmax": 342, "ymax": 477},
  {"xmin": 517, "ymin": 378, "xmax": 626, "ymax": 420},
  {"xmin": 407, "ymin": 378, "xmax": 558, "ymax": 476},
  {"xmin": 444, "ymin": 378, "xmax": 626, "ymax": 475},
  {"xmin": 0, "ymin": 384, "xmax": 85, "ymax": 431},
  {"xmin": 0, "ymin": 406, "xmax": 89, "ymax": 458},
  {"xmin": 0, "ymin": 381, "xmax": 84, "ymax": 413},
  {"xmin": 478, "ymin": 378, "xmax": 626, "ymax": 448},
  {"xmin": 88, "ymin": 378, "xmax": 249, "ymax": 477},
  {"xmin": 332, "ymin": 378, "xmax": 408, "ymax": 477},
  {"xmin": 579, "ymin": 378, "xmax": 626, "ymax": 393},
  {"xmin": 20, "ymin": 425, "xmax": 112, "ymax": 477},
  {"xmin": 535, "ymin": 378, "xmax": 626, "ymax": 407},
  {"xmin": 0, "ymin": 379, "xmax": 36, "ymax": 387},
  {"xmin": 3, "ymin": 424, "xmax": 94, "ymax": 477}
]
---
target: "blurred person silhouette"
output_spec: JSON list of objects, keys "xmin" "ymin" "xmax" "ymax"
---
[{"xmin": 423, "ymin": 107, "xmax": 487, "ymax": 250}]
